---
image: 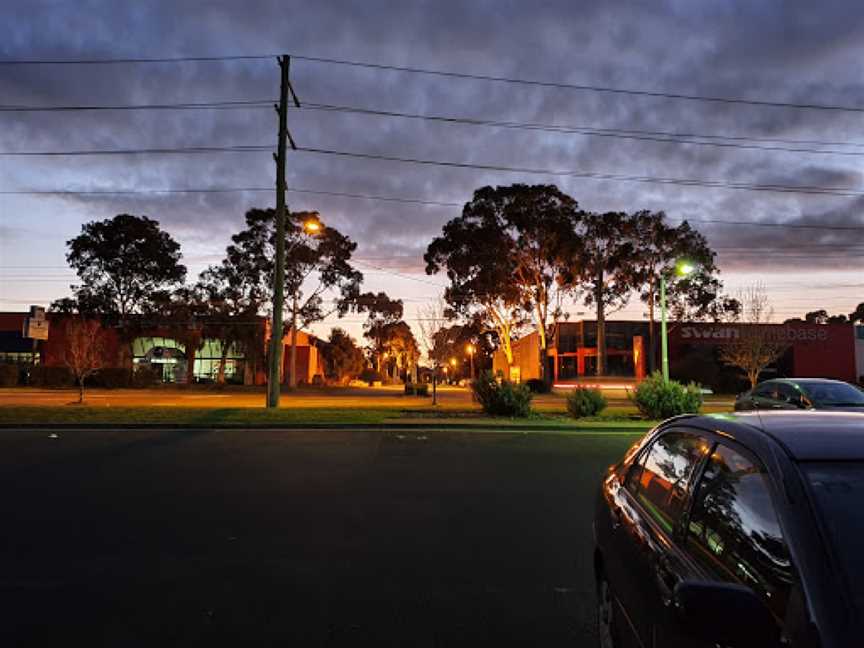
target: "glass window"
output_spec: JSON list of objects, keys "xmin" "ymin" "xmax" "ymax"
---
[
  {"xmin": 776, "ymin": 383, "xmax": 802, "ymax": 405},
  {"xmin": 804, "ymin": 382, "xmax": 864, "ymax": 406},
  {"xmin": 686, "ymin": 445, "xmax": 793, "ymax": 620},
  {"xmin": 753, "ymin": 382, "xmax": 777, "ymax": 399},
  {"xmin": 631, "ymin": 432, "xmax": 709, "ymax": 535},
  {"xmin": 804, "ymin": 462, "xmax": 864, "ymax": 616}
]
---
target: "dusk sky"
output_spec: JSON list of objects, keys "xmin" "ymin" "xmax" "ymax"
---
[{"xmin": 2, "ymin": 0, "xmax": 862, "ymax": 341}]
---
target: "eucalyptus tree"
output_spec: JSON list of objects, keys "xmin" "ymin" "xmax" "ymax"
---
[
  {"xmin": 627, "ymin": 211, "xmax": 736, "ymax": 371},
  {"xmin": 225, "ymin": 207, "xmax": 362, "ymax": 386},
  {"xmin": 425, "ymin": 184, "xmax": 582, "ymax": 381}
]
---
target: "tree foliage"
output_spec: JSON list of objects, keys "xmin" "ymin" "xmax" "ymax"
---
[
  {"xmin": 62, "ymin": 214, "xmax": 186, "ymax": 318},
  {"xmin": 320, "ymin": 328, "xmax": 366, "ymax": 385},
  {"xmin": 225, "ymin": 208, "xmax": 363, "ymax": 326},
  {"xmin": 425, "ymin": 184, "xmax": 580, "ymax": 377},
  {"xmin": 573, "ymin": 211, "xmax": 635, "ymax": 375}
]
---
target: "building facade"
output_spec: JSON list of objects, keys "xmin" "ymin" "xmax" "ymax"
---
[
  {"xmin": 494, "ymin": 320, "xmax": 861, "ymax": 390},
  {"xmin": 0, "ymin": 309, "xmax": 325, "ymax": 386}
]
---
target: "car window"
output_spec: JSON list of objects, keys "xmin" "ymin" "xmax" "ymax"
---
[
  {"xmin": 753, "ymin": 383, "xmax": 777, "ymax": 399},
  {"xmin": 685, "ymin": 444, "xmax": 793, "ymax": 620},
  {"xmin": 805, "ymin": 382, "xmax": 864, "ymax": 406},
  {"xmin": 776, "ymin": 384, "xmax": 801, "ymax": 404},
  {"xmin": 630, "ymin": 432, "xmax": 709, "ymax": 535}
]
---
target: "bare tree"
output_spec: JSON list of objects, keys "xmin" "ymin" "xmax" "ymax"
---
[
  {"xmin": 417, "ymin": 299, "xmax": 451, "ymax": 405},
  {"xmin": 718, "ymin": 285, "xmax": 786, "ymax": 389},
  {"xmin": 64, "ymin": 317, "xmax": 107, "ymax": 403}
]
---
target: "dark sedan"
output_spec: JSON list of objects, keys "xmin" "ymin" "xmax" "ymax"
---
[
  {"xmin": 734, "ymin": 378, "xmax": 864, "ymax": 413},
  {"xmin": 593, "ymin": 411, "xmax": 864, "ymax": 648}
]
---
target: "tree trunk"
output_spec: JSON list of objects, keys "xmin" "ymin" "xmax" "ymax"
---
[
  {"xmin": 289, "ymin": 292, "xmax": 299, "ymax": 388},
  {"xmin": 78, "ymin": 377, "xmax": 85, "ymax": 404},
  {"xmin": 186, "ymin": 343, "xmax": 196, "ymax": 385},
  {"xmin": 595, "ymin": 267, "xmax": 606, "ymax": 376},
  {"xmin": 217, "ymin": 341, "xmax": 229, "ymax": 384}
]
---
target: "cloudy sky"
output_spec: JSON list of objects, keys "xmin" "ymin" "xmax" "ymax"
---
[{"xmin": 1, "ymin": 0, "xmax": 862, "ymax": 341}]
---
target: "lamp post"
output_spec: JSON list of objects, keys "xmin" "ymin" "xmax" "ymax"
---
[
  {"xmin": 660, "ymin": 260, "xmax": 695, "ymax": 384},
  {"xmin": 466, "ymin": 343, "xmax": 475, "ymax": 380},
  {"xmin": 267, "ymin": 213, "xmax": 323, "ymax": 407}
]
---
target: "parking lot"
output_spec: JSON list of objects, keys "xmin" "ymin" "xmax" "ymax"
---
[{"xmin": 0, "ymin": 427, "xmax": 638, "ymax": 647}]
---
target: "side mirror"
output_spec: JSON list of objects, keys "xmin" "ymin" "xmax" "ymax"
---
[{"xmin": 673, "ymin": 581, "xmax": 778, "ymax": 647}]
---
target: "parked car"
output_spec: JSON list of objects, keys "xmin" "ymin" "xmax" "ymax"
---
[
  {"xmin": 735, "ymin": 378, "xmax": 864, "ymax": 412},
  {"xmin": 594, "ymin": 411, "xmax": 864, "ymax": 647}
]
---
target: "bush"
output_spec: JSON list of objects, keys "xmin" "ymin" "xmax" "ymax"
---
[
  {"xmin": 28, "ymin": 365, "xmax": 73, "ymax": 388},
  {"xmin": 524, "ymin": 378, "xmax": 551, "ymax": 394},
  {"xmin": 471, "ymin": 371, "xmax": 533, "ymax": 417},
  {"xmin": 630, "ymin": 372, "xmax": 703, "ymax": 420},
  {"xmin": 566, "ymin": 387, "xmax": 607, "ymax": 418},
  {"xmin": 0, "ymin": 364, "xmax": 20, "ymax": 387},
  {"xmin": 359, "ymin": 368, "xmax": 383, "ymax": 385},
  {"xmin": 404, "ymin": 382, "xmax": 430, "ymax": 396},
  {"xmin": 131, "ymin": 365, "xmax": 161, "ymax": 388},
  {"xmin": 89, "ymin": 367, "xmax": 131, "ymax": 388}
]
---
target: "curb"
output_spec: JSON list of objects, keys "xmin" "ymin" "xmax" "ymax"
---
[{"xmin": 0, "ymin": 422, "xmax": 651, "ymax": 434}]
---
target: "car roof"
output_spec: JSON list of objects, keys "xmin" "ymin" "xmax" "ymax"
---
[
  {"xmin": 686, "ymin": 411, "xmax": 864, "ymax": 461},
  {"xmin": 776, "ymin": 378, "xmax": 849, "ymax": 386}
]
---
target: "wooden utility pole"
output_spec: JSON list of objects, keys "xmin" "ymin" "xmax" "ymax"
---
[{"xmin": 267, "ymin": 55, "xmax": 298, "ymax": 408}]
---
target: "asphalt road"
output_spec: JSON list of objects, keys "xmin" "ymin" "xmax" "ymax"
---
[{"xmin": 0, "ymin": 427, "xmax": 638, "ymax": 647}]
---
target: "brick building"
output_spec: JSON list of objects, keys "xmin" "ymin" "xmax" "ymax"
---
[
  {"xmin": 494, "ymin": 320, "xmax": 862, "ymax": 390},
  {"xmin": 0, "ymin": 307, "xmax": 325, "ymax": 386}
]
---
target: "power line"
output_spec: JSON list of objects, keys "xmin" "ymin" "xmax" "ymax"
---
[
  {"xmin": 300, "ymin": 102, "xmax": 864, "ymax": 157},
  {"xmin": 0, "ymin": 145, "xmax": 271, "ymax": 156},
  {"xmin": 2, "ymin": 184, "xmax": 862, "ymax": 232},
  {"xmin": 8, "ymin": 97, "xmax": 864, "ymax": 156},
  {"xmin": 3, "ymin": 51, "xmax": 864, "ymax": 114},
  {"xmin": 8, "ymin": 140, "xmax": 864, "ymax": 200},
  {"xmin": 299, "ymin": 146, "xmax": 864, "ymax": 199},
  {"xmin": 0, "ymin": 99, "xmax": 272, "ymax": 113}
]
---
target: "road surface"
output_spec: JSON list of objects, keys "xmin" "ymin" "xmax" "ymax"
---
[{"xmin": 0, "ymin": 426, "xmax": 637, "ymax": 646}]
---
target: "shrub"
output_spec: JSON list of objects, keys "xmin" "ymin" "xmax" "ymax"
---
[
  {"xmin": 358, "ymin": 368, "xmax": 383, "ymax": 385},
  {"xmin": 630, "ymin": 372, "xmax": 703, "ymax": 420},
  {"xmin": 404, "ymin": 383, "xmax": 430, "ymax": 397},
  {"xmin": 0, "ymin": 363, "xmax": 20, "ymax": 387},
  {"xmin": 89, "ymin": 367, "xmax": 131, "ymax": 388},
  {"xmin": 28, "ymin": 366, "xmax": 73, "ymax": 388},
  {"xmin": 524, "ymin": 378, "xmax": 551, "ymax": 394},
  {"xmin": 566, "ymin": 387, "xmax": 607, "ymax": 418},
  {"xmin": 471, "ymin": 371, "xmax": 533, "ymax": 417},
  {"xmin": 131, "ymin": 365, "xmax": 161, "ymax": 388}
]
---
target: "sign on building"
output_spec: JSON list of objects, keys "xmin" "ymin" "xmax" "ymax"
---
[{"xmin": 22, "ymin": 305, "xmax": 49, "ymax": 340}]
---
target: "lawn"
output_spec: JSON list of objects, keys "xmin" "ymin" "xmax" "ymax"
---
[{"xmin": 0, "ymin": 385, "xmax": 735, "ymax": 428}]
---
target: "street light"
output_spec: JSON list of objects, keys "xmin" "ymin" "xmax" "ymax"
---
[{"xmin": 660, "ymin": 260, "xmax": 695, "ymax": 383}]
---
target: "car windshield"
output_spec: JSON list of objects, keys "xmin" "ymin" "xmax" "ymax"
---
[
  {"xmin": 803, "ymin": 462, "xmax": 864, "ymax": 615},
  {"xmin": 803, "ymin": 383, "xmax": 864, "ymax": 406}
]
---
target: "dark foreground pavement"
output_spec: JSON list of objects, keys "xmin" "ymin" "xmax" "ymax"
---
[{"xmin": 0, "ymin": 427, "xmax": 638, "ymax": 647}]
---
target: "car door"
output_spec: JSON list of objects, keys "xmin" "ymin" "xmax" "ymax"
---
[
  {"xmin": 611, "ymin": 430, "xmax": 712, "ymax": 646},
  {"xmin": 682, "ymin": 442, "xmax": 794, "ymax": 645}
]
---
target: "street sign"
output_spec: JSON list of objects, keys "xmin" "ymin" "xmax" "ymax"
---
[
  {"xmin": 22, "ymin": 305, "xmax": 49, "ymax": 340},
  {"xmin": 22, "ymin": 317, "xmax": 49, "ymax": 340}
]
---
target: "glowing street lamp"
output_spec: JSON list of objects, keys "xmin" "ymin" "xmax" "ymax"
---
[
  {"xmin": 661, "ymin": 260, "xmax": 695, "ymax": 383},
  {"xmin": 465, "ymin": 343, "xmax": 475, "ymax": 379}
]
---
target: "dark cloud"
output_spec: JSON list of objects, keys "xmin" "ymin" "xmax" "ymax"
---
[{"xmin": 2, "ymin": 0, "xmax": 863, "ymax": 319}]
